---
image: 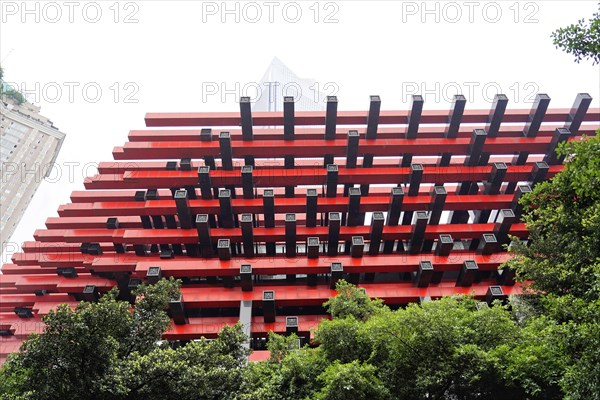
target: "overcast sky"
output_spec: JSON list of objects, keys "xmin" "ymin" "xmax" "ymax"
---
[{"xmin": 1, "ymin": 0, "xmax": 599, "ymax": 264}]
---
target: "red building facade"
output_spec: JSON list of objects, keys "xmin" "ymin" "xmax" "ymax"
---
[{"xmin": 1, "ymin": 93, "xmax": 599, "ymax": 362}]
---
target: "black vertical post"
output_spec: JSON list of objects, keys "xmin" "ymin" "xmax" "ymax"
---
[
  {"xmin": 439, "ymin": 94, "xmax": 467, "ymax": 166},
  {"xmin": 349, "ymin": 236, "xmax": 364, "ymax": 284},
  {"xmin": 494, "ymin": 209, "xmax": 516, "ymax": 245},
  {"xmin": 262, "ymin": 291, "xmax": 275, "ymax": 323},
  {"xmin": 200, "ymin": 128, "xmax": 216, "ymax": 170},
  {"xmin": 284, "ymin": 96, "xmax": 295, "ymax": 197},
  {"xmin": 307, "ymin": 237, "xmax": 319, "ymax": 286},
  {"xmin": 219, "ymin": 132, "xmax": 233, "ymax": 170},
  {"xmin": 263, "ymin": 189, "xmax": 276, "ymax": 256},
  {"xmin": 402, "ymin": 95, "xmax": 424, "ymax": 166},
  {"xmin": 196, "ymin": 214, "xmax": 214, "ymax": 257},
  {"xmin": 327, "ymin": 212, "xmax": 341, "ymax": 256},
  {"xmin": 324, "ymin": 96, "xmax": 338, "ymax": 166},
  {"xmin": 478, "ymin": 234, "xmax": 498, "ymax": 255},
  {"xmin": 218, "ymin": 189, "xmax": 234, "ymax": 229},
  {"xmin": 285, "ymin": 214, "xmax": 297, "ymax": 258},
  {"xmin": 528, "ymin": 161, "xmax": 549, "ymax": 187},
  {"xmin": 174, "ymin": 190, "xmax": 193, "ymax": 229},
  {"xmin": 347, "ymin": 187, "xmax": 362, "ymax": 227},
  {"xmin": 476, "ymin": 162, "xmax": 507, "ymax": 226},
  {"xmin": 306, "ymin": 188, "xmax": 318, "ymax": 228},
  {"xmin": 478, "ymin": 233, "xmax": 499, "ymax": 281},
  {"xmin": 169, "ymin": 294, "xmax": 187, "ymax": 325},
  {"xmin": 422, "ymin": 186, "xmax": 446, "ymax": 251},
  {"xmin": 240, "ymin": 213, "xmax": 254, "ymax": 258},
  {"xmin": 451, "ymin": 129, "xmax": 487, "ymax": 224},
  {"xmin": 457, "ymin": 260, "xmax": 479, "ymax": 287},
  {"xmin": 284, "ymin": 96, "xmax": 295, "ymax": 139},
  {"xmin": 486, "ymin": 94, "xmax": 508, "ymax": 137},
  {"xmin": 512, "ymin": 185, "xmax": 532, "ymax": 217},
  {"xmin": 198, "ymin": 166, "xmax": 213, "ymax": 200},
  {"xmin": 402, "ymin": 164, "xmax": 423, "ymax": 225},
  {"xmin": 479, "ymin": 94, "xmax": 508, "ymax": 165},
  {"xmin": 544, "ymin": 128, "xmax": 571, "ymax": 165},
  {"xmin": 409, "ymin": 211, "xmax": 429, "ymax": 254},
  {"xmin": 218, "ymin": 239, "xmax": 231, "ymax": 263},
  {"xmin": 566, "ymin": 93, "xmax": 592, "ymax": 134},
  {"xmin": 326, "ymin": 164, "xmax": 338, "ymax": 198},
  {"xmin": 346, "ymin": 130, "xmax": 359, "ymax": 168},
  {"xmin": 362, "ymin": 95, "xmax": 381, "ymax": 195},
  {"xmin": 240, "ymin": 96, "xmax": 254, "ymax": 166},
  {"xmin": 384, "ymin": 187, "xmax": 404, "ymax": 253},
  {"xmin": 240, "ymin": 264, "xmax": 253, "ymax": 292},
  {"xmin": 369, "ymin": 211, "xmax": 384, "ymax": 256},
  {"xmin": 524, "ymin": 94, "xmax": 551, "ymax": 137},
  {"xmin": 366, "ymin": 95, "xmax": 381, "ymax": 139},
  {"xmin": 241, "ymin": 165, "xmax": 254, "ymax": 199},
  {"xmin": 414, "ymin": 261, "xmax": 434, "ymax": 288},
  {"xmin": 330, "ymin": 262, "xmax": 343, "ymax": 289},
  {"xmin": 446, "ymin": 94, "xmax": 466, "ymax": 138}
]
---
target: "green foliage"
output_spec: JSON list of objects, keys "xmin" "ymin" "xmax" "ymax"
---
[
  {"xmin": 551, "ymin": 4, "xmax": 600, "ymax": 65},
  {"xmin": 507, "ymin": 132, "xmax": 600, "ymax": 398},
  {"xmin": 266, "ymin": 331, "xmax": 301, "ymax": 363},
  {"xmin": 314, "ymin": 361, "xmax": 389, "ymax": 400},
  {"xmin": 507, "ymin": 134, "xmax": 600, "ymax": 302},
  {"xmin": 323, "ymin": 279, "xmax": 386, "ymax": 320},
  {"xmin": 123, "ymin": 324, "xmax": 250, "ymax": 400},
  {"xmin": 0, "ymin": 65, "xmax": 25, "ymax": 105},
  {"xmin": 3, "ymin": 89, "xmax": 25, "ymax": 105},
  {"xmin": 0, "ymin": 278, "xmax": 250, "ymax": 400}
]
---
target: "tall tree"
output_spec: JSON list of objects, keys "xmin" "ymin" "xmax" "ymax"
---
[
  {"xmin": 551, "ymin": 4, "xmax": 600, "ymax": 64},
  {"xmin": 0, "ymin": 278, "xmax": 250, "ymax": 400}
]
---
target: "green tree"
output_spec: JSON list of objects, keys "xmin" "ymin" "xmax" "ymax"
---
[
  {"xmin": 551, "ymin": 4, "xmax": 600, "ymax": 65},
  {"xmin": 507, "ymin": 134, "xmax": 600, "ymax": 399},
  {"xmin": 0, "ymin": 278, "xmax": 250, "ymax": 400},
  {"xmin": 323, "ymin": 280, "xmax": 386, "ymax": 321},
  {"xmin": 507, "ymin": 134, "xmax": 600, "ymax": 303},
  {"xmin": 314, "ymin": 361, "xmax": 389, "ymax": 400}
]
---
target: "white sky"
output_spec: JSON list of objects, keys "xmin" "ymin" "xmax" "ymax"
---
[{"xmin": 1, "ymin": 0, "xmax": 599, "ymax": 265}]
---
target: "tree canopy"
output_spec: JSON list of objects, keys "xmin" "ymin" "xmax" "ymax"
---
[{"xmin": 551, "ymin": 4, "xmax": 600, "ymax": 65}]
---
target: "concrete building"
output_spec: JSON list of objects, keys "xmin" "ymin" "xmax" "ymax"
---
[{"xmin": 1, "ymin": 90, "xmax": 66, "ymax": 250}]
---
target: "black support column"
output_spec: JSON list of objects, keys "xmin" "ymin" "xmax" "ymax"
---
[
  {"xmin": 324, "ymin": 96, "xmax": 338, "ymax": 166},
  {"xmin": 263, "ymin": 189, "xmax": 276, "ymax": 256},
  {"xmin": 384, "ymin": 187, "xmax": 404, "ymax": 253},
  {"xmin": 240, "ymin": 96, "xmax": 254, "ymax": 166}
]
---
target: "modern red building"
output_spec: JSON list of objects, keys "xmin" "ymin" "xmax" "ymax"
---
[{"xmin": 1, "ymin": 93, "xmax": 599, "ymax": 362}]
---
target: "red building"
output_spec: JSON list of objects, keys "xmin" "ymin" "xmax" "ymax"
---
[{"xmin": 1, "ymin": 93, "xmax": 599, "ymax": 362}]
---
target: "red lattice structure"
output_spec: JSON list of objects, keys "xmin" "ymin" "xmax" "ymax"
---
[{"xmin": 2, "ymin": 93, "xmax": 599, "ymax": 362}]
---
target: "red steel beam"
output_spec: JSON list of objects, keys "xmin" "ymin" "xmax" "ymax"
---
[
  {"xmin": 84, "ymin": 164, "xmax": 563, "ymax": 190},
  {"xmin": 32, "ymin": 223, "xmax": 528, "ymax": 244},
  {"xmin": 112, "ymin": 136, "xmax": 557, "ymax": 160},
  {"xmin": 56, "ymin": 194, "xmax": 517, "ymax": 218},
  {"xmin": 144, "ymin": 108, "xmax": 600, "ymax": 127},
  {"xmin": 127, "ymin": 125, "xmax": 598, "ymax": 142}
]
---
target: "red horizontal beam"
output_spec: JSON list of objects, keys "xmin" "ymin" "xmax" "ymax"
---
[
  {"xmin": 112, "ymin": 136, "xmax": 556, "ymax": 160},
  {"xmin": 132, "ymin": 253, "xmax": 512, "ymax": 277},
  {"xmin": 84, "ymin": 164, "xmax": 562, "ymax": 190},
  {"xmin": 56, "ymin": 193, "xmax": 517, "ymax": 219},
  {"xmin": 178, "ymin": 281, "xmax": 525, "ymax": 308},
  {"xmin": 144, "ymin": 108, "xmax": 600, "ymax": 127},
  {"xmin": 128, "ymin": 125, "xmax": 598, "ymax": 142},
  {"xmin": 32, "ymin": 223, "xmax": 528, "ymax": 244}
]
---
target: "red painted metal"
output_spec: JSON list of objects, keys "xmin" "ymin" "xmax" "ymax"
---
[{"xmin": 2, "ymin": 101, "xmax": 598, "ymax": 363}]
